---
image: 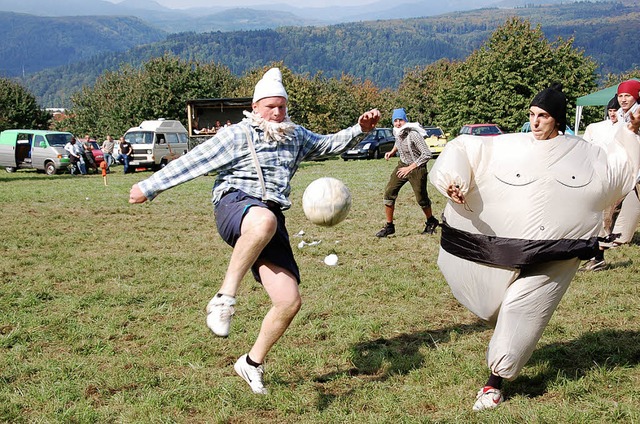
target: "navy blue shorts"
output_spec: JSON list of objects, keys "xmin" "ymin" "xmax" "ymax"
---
[{"xmin": 214, "ymin": 189, "xmax": 300, "ymax": 284}]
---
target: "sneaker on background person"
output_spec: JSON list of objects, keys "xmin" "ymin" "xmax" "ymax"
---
[
  {"xmin": 375, "ymin": 222, "xmax": 396, "ymax": 237},
  {"xmin": 234, "ymin": 354, "xmax": 267, "ymax": 395},
  {"xmin": 422, "ymin": 216, "xmax": 440, "ymax": 234},
  {"xmin": 206, "ymin": 293, "xmax": 236, "ymax": 337}
]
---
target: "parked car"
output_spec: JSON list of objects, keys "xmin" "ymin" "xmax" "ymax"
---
[
  {"xmin": 423, "ymin": 126, "xmax": 449, "ymax": 157},
  {"xmin": 341, "ymin": 128, "xmax": 395, "ymax": 160},
  {"xmin": 460, "ymin": 124, "xmax": 503, "ymax": 136},
  {"xmin": 520, "ymin": 122, "xmax": 574, "ymax": 135}
]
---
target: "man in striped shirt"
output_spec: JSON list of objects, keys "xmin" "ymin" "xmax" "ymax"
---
[{"xmin": 129, "ymin": 68, "xmax": 380, "ymax": 394}]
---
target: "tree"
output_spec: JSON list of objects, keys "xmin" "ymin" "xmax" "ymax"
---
[
  {"xmin": 400, "ymin": 18, "xmax": 598, "ymax": 135},
  {"xmin": 58, "ymin": 55, "xmax": 239, "ymax": 138},
  {"xmin": 0, "ymin": 78, "xmax": 50, "ymax": 131}
]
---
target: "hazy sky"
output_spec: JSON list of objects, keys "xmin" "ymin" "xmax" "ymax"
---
[{"xmin": 111, "ymin": 0, "xmax": 376, "ymax": 8}]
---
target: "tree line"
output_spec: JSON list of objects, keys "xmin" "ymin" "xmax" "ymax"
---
[
  {"xmin": 3, "ymin": 18, "xmax": 640, "ymax": 140},
  {"xmin": 18, "ymin": 2, "xmax": 640, "ymax": 108}
]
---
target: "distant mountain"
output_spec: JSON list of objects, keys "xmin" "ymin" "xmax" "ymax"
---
[
  {"xmin": 0, "ymin": 0, "xmax": 618, "ymax": 31},
  {"xmin": 0, "ymin": 12, "xmax": 166, "ymax": 77},
  {"xmin": 20, "ymin": 2, "xmax": 640, "ymax": 107}
]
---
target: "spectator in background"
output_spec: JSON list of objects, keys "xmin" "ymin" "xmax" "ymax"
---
[
  {"xmin": 81, "ymin": 134, "xmax": 98, "ymax": 172},
  {"xmin": 64, "ymin": 137, "xmax": 86, "ymax": 175},
  {"xmin": 118, "ymin": 136, "xmax": 133, "ymax": 174},
  {"xmin": 101, "ymin": 135, "xmax": 115, "ymax": 172}
]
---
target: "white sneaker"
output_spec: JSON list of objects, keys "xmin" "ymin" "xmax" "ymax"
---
[
  {"xmin": 205, "ymin": 294, "xmax": 236, "ymax": 337},
  {"xmin": 473, "ymin": 386, "xmax": 504, "ymax": 411},
  {"xmin": 234, "ymin": 354, "xmax": 267, "ymax": 395}
]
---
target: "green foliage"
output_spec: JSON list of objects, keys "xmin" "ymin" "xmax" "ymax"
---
[
  {"xmin": 0, "ymin": 78, "xmax": 50, "ymax": 131},
  {"xmin": 20, "ymin": 3, "xmax": 640, "ymax": 108},
  {"xmin": 56, "ymin": 55, "xmax": 240, "ymax": 139},
  {"xmin": 423, "ymin": 18, "xmax": 598, "ymax": 134}
]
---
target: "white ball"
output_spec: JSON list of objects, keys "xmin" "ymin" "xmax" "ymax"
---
[
  {"xmin": 324, "ymin": 254, "xmax": 338, "ymax": 266},
  {"xmin": 302, "ymin": 177, "xmax": 352, "ymax": 227}
]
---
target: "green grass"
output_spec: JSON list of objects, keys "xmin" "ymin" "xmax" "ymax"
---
[{"xmin": 1, "ymin": 159, "xmax": 639, "ymax": 423}]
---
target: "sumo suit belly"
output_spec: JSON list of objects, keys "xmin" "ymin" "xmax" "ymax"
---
[{"xmin": 433, "ymin": 133, "xmax": 612, "ymax": 379}]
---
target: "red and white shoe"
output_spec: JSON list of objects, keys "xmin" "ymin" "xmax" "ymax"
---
[{"xmin": 472, "ymin": 385, "xmax": 504, "ymax": 411}]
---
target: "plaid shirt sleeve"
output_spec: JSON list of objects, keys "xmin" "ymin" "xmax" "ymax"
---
[{"xmin": 137, "ymin": 126, "xmax": 243, "ymax": 201}]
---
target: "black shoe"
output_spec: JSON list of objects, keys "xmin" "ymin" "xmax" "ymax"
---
[
  {"xmin": 376, "ymin": 223, "xmax": 395, "ymax": 237},
  {"xmin": 422, "ymin": 216, "xmax": 440, "ymax": 234}
]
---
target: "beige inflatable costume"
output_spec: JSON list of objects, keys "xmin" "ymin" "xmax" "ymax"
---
[{"xmin": 429, "ymin": 83, "xmax": 640, "ymax": 410}]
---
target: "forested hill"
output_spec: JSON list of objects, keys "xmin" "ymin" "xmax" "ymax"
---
[
  {"xmin": 22, "ymin": 2, "xmax": 640, "ymax": 107},
  {"xmin": 0, "ymin": 12, "xmax": 166, "ymax": 77}
]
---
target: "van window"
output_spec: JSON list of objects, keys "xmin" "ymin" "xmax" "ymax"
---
[
  {"xmin": 125, "ymin": 131, "xmax": 154, "ymax": 144},
  {"xmin": 165, "ymin": 133, "xmax": 180, "ymax": 144},
  {"xmin": 156, "ymin": 134, "xmax": 166, "ymax": 144},
  {"xmin": 34, "ymin": 135, "xmax": 46, "ymax": 148},
  {"xmin": 177, "ymin": 132, "xmax": 188, "ymax": 143},
  {"xmin": 46, "ymin": 133, "xmax": 72, "ymax": 146}
]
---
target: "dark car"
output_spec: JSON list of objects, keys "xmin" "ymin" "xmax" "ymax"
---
[{"xmin": 341, "ymin": 128, "xmax": 395, "ymax": 160}]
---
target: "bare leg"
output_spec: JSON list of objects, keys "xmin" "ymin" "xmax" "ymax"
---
[
  {"xmin": 248, "ymin": 263, "xmax": 301, "ymax": 363},
  {"xmin": 421, "ymin": 206, "xmax": 433, "ymax": 220},
  {"xmin": 384, "ymin": 204, "xmax": 395, "ymax": 223},
  {"xmin": 218, "ymin": 207, "xmax": 277, "ymax": 296}
]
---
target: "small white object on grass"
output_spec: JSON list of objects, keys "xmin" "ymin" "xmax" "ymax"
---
[{"xmin": 324, "ymin": 254, "xmax": 338, "ymax": 266}]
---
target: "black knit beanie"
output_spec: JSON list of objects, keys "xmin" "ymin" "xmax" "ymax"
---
[{"xmin": 530, "ymin": 82, "xmax": 567, "ymax": 132}]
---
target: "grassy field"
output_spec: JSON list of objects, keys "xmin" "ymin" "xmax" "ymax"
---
[{"xmin": 1, "ymin": 158, "xmax": 639, "ymax": 423}]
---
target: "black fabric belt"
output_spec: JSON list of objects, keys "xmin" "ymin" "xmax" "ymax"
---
[{"xmin": 440, "ymin": 219, "xmax": 599, "ymax": 269}]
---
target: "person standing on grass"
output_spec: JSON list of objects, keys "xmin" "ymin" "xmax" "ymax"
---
[
  {"xmin": 129, "ymin": 67, "xmax": 380, "ymax": 395},
  {"xmin": 375, "ymin": 108, "xmax": 439, "ymax": 238},
  {"xmin": 118, "ymin": 136, "xmax": 133, "ymax": 174},
  {"xmin": 101, "ymin": 135, "xmax": 116, "ymax": 172},
  {"xmin": 580, "ymin": 80, "xmax": 640, "ymax": 271},
  {"xmin": 429, "ymin": 83, "xmax": 640, "ymax": 411}
]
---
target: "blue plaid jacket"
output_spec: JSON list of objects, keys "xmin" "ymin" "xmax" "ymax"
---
[{"xmin": 137, "ymin": 119, "xmax": 366, "ymax": 209}]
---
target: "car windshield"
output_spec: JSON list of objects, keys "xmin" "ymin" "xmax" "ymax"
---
[
  {"xmin": 45, "ymin": 133, "xmax": 72, "ymax": 146},
  {"xmin": 474, "ymin": 126, "xmax": 501, "ymax": 135},
  {"xmin": 125, "ymin": 131, "xmax": 154, "ymax": 144},
  {"xmin": 424, "ymin": 128, "xmax": 443, "ymax": 137}
]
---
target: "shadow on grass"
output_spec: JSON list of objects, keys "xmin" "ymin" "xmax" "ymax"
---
[
  {"xmin": 314, "ymin": 320, "xmax": 488, "ymax": 384},
  {"xmin": 313, "ymin": 327, "xmax": 640, "ymax": 411},
  {"xmin": 509, "ymin": 329, "xmax": 640, "ymax": 399}
]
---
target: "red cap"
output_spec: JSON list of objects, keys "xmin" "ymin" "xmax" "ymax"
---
[{"xmin": 617, "ymin": 80, "xmax": 640, "ymax": 101}]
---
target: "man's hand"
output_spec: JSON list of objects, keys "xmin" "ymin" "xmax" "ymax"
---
[
  {"xmin": 628, "ymin": 107, "xmax": 640, "ymax": 134},
  {"xmin": 358, "ymin": 109, "xmax": 381, "ymax": 132},
  {"xmin": 446, "ymin": 184, "xmax": 465, "ymax": 204},
  {"xmin": 129, "ymin": 183, "xmax": 148, "ymax": 204}
]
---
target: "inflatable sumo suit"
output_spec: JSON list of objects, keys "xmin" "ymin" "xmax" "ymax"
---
[{"xmin": 429, "ymin": 126, "xmax": 640, "ymax": 380}]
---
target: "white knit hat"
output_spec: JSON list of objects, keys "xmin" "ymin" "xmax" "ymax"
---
[{"xmin": 253, "ymin": 68, "xmax": 288, "ymax": 103}]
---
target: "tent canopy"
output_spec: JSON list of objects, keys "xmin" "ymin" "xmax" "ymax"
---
[{"xmin": 576, "ymin": 85, "xmax": 619, "ymax": 106}]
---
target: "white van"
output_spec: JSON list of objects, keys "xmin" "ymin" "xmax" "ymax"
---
[{"xmin": 123, "ymin": 119, "xmax": 189, "ymax": 171}]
